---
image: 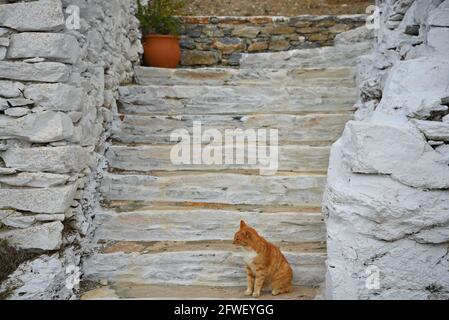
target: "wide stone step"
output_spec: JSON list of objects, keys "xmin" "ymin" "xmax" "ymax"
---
[
  {"xmin": 118, "ymin": 85, "xmax": 357, "ymax": 115},
  {"xmin": 94, "ymin": 209, "xmax": 325, "ymax": 243},
  {"xmin": 113, "ymin": 113, "xmax": 352, "ymax": 145},
  {"xmin": 240, "ymin": 42, "xmax": 372, "ymax": 69},
  {"xmin": 100, "ymin": 172, "xmax": 326, "ymax": 207},
  {"xmin": 100, "ymin": 240, "xmax": 325, "ymax": 254},
  {"xmin": 81, "ymin": 283, "xmax": 320, "ymax": 300},
  {"xmin": 82, "ymin": 250, "xmax": 326, "ymax": 287},
  {"xmin": 119, "ymin": 85, "xmax": 356, "ymax": 102},
  {"xmin": 134, "ymin": 66, "xmax": 356, "ymax": 87},
  {"xmin": 107, "ymin": 144, "xmax": 330, "ymax": 173}
]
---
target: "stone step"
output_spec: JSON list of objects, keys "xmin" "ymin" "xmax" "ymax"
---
[
  {"xmin": 112, "ymin": 113, "xmax": 352, "ymax": 145},
  {"xmin": 134, "ymin": 66, "xmax": 356, "ymax": 87},
  {"xmin": 118, "ymin": 84, "xmax": 357, "ymax": 115},
  {"xmin": 100, "ymin": 241, "xmax": 326, "ymax": 254},
  {"xmin": 240, "ymin": 42, "xmax": 372, "ymax": 69},
  {"xmin": 119, "ymin": 99, "xmax": 355, "ymax": 117},
  {"xmin": 103, "ymin": 201, "xmax": 323, "ymax": 214},
  {"xmin": 107, "ymin": 144, "xmax": 330, "ymax": 173},
  {"xmin": 94, "ymin": 209, "xmax": 325, "ymax": 243},
  {"xmin": 82, "ymin": 249, "xmax": 326, "ymax": 287},
  {"xmin": 100, "ymin": 172, "xmax": 326, "ymax": 207},
  {"xmin": 88, "ymin": 43, "xmax": 364, "ymax": 297},
  {"xmin": 81, "ymin": 283, "xmax": 320, "ymax": 300}
]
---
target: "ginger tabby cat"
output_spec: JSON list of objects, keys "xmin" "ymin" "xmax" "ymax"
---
[{"xmin": 233, "ymin": 220, "xmax": 293, "ymax": 298}]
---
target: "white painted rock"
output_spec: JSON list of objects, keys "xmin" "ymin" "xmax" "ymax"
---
[
  {"xmin": 342, "ymin": 118, "xmax": 449, "ymax": 189},
  {"xmin": 443, "ymin": 113, "xmax": 449, "ymax": 122},
  {"xmin": 436, "ymin": 144, "xmax": 449, "ymax": 162},
  {"xmin": 409, "ymin": 101, "xmax": 448, "ymax": 120},
  {"xmin": 328, "ymin": 137, "xmax": 449, "ymax": 242},
  {"xmin": 325, "ymin": 0, "xmax": 449, "ymax": 300},
  {"xmin": 326, "ymin": 220, "xmax": 449, "ymax": 299},
  {"xmin": 377, "ymin": 57, "xmax": 449, "ymax": 117},
  {"xmin": 0, "ymin": 0, "xmax": 65, "ymax": 32},
  {"xmin": 428, "ymin": 7, "xmax": 449, "ymax": 26},
  {"xmin": 334, "ymin": 27, "xmax": 375, "ymax": 46},
  {"xmin": 427, "ymin": 27, "xmax": 449, "ymax": 56},
  {"xmin": 24, "ymin": 83, "xmax": 83, "ymax": 112},
  {"xmin": 0, "ymin": 222, "xmax": 64, "ymax": 250},
  {"xmin": 325, "ymin": 139, "xmax": 449, "ymax": 299},
  {"xmin": 7, "ymin": 33, "xmax": 81, "ymax": 64},
  {"xmin": 412, "ymin": 119, "xmax": 449, "ymax": 142}
]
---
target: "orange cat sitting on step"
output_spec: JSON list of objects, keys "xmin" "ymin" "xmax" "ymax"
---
[{"xmin": 233, "ymin": 220, "xmax": 293, "ymax": 298}]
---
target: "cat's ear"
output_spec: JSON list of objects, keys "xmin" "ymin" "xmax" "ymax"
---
[{"xmin": 240, "ymin": 220, "xmax": 247, "ymax": 228}]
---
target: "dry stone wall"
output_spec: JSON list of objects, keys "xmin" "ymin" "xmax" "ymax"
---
[
  {"xmin": 324, "ymin": 0, "xmax": 449, "ymax": 299},
  {"xmin": 184, "ymin": 0, "xmax": 373, "ymax": 16},
  {"xmin": 180, "ymin": 15, "xmax": 367, "ymax": 66},
  {"xmin": 0, "ymin": 0, "xmax": 142, "ymax": 299}
]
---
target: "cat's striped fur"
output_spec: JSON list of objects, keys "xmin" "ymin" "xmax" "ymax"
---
[{"xmin": 233, "ymin": 220, "xmax": 293, "ymax": 298}]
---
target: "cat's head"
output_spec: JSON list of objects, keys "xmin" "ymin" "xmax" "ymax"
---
[{"xmin": 233, "ymin": 220, "xmax": 258, "ymax": 247}]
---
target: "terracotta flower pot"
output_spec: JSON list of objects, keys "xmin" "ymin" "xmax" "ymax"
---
[{"xmin": 142, "ymin": 34, "xmax": 181, "ymax": 68}]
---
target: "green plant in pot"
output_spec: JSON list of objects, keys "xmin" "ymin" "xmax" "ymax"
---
[{"xmin": 136, "ymin": 0, "xmax": 186, "ymax": 68}]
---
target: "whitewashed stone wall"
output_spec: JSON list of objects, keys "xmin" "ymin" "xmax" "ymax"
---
[
  {"xmin": 325, "ymin": 0, "xmax": 449, "ymax": 299},
  {"xmin": 0, "ymin": 0, "xmax": 142, "ymax": 299}
]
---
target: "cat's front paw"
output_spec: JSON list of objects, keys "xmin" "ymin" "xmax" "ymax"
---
[
  {"xmin": 252, "ymin": 292, "xmax": 261, "ymax": 298},
  {"xmin": 244, "ymin": 289, "xmax": 253, "ymax": 296}
]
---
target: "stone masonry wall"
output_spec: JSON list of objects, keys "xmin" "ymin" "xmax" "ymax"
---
[
  {"xmin": 325, "ymin": 0, "xmax": 449, "ymax": 299},
  {"xmin": 184, "ymin": 0, "xmax": 374, "ymax": 16},
  {"xmin": 180, "ymin": 15, "xmax": 367, "ymax": 66},
  {"xmin": 0, "ymin": 0, "xmax": 142, "ymax": 299}
]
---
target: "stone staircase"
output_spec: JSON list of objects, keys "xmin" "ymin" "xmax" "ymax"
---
[{"xmin": 81, "ymin": 42, "xmax": 371, "ymax": 299}]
